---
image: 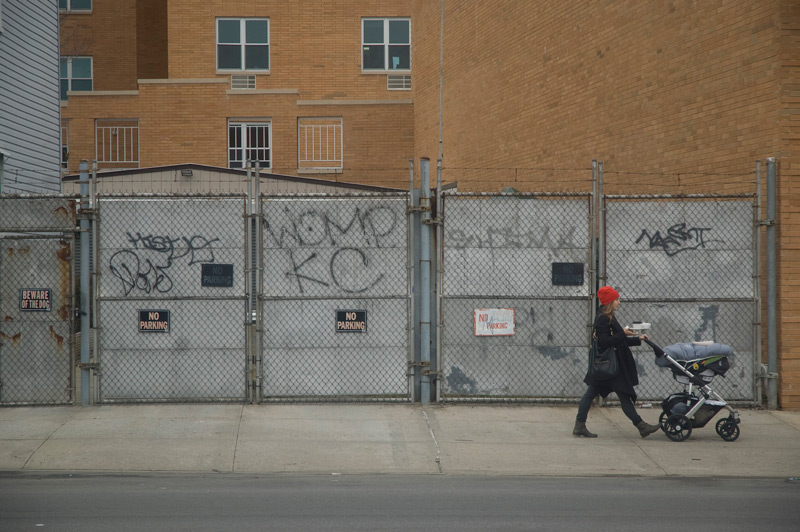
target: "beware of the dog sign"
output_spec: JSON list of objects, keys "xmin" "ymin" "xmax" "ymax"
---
[{"xmin": 19, "ymin": 289, "xmax": 52, "ymax": 312}]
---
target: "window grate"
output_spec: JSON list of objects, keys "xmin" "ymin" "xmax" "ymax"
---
[
  {"xmin": 387, "ymin": 75, "xmax": 411, "ymax": 91},
  {"xmin": 231, "ymin": 75, "xmax": 256, "ymax": 90}
]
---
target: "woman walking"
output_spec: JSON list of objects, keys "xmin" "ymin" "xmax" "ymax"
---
[{"xmin": 573, "ymin": 286, "xmax": 661, "ymax": 439}]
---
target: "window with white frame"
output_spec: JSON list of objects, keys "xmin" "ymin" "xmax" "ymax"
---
[
  {"xmin": 362, "ymin": 18, "xmax": 410, "ymax": 72},
  {"xmin": 59, "ymin": 0, "xmax": 91, "ymax": 12},
  {"xmin": 217, "ymin": 18, "xmax": 269, "ymax": 71},
  {"xmin": 228, "ymin": 121, "xmax": 271, "ymax": 169},
  {"xmin": 60, "ymin": 56, "xmax": 92, "ymax": 100},
  {"xmin": 298, "ymin": 118, "xmax": 343, "ymax": 171}
]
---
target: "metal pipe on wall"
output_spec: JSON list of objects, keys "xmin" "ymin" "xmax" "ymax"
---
[{"xmin": 419, "ymin": 158, "xmax": 432, "ymax": 404}]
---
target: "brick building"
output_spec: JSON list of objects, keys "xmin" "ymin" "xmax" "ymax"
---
[
  {"xmin": 60, "ymin": 1, "xmax": 799, "ymax": 409},
  {"xmin": 59, "ymin": 0, "xmax": 414, "ymax": 187}
]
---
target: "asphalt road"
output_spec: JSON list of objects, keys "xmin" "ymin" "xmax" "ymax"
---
[{"xmin": 1, "ymin": 472, "xmax": 799, "ymax": 532}]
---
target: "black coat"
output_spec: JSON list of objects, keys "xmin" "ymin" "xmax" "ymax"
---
[{"xmin": 584, "ymin": 312, "xmax": 642, "ymax": 400}]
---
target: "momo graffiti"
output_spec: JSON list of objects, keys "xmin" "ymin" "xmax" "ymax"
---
[{"xmin": 263, "ymin": 201, "xmax": 404, "ymax": 295}]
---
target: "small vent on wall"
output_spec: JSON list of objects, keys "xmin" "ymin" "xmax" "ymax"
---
[
  {"xmin": 387, "ymin": 75, "xmax": 411, "ymax": 91},
  {"xmin": 231, "ymin": 75, "xmax": 256, "ymax": 90}
]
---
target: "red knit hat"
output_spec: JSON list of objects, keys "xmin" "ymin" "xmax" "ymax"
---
[{"xmin": 598, "ymin": 286, "xmax": 620, "ymax": 306}]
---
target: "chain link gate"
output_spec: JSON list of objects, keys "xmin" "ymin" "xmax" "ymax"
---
[
  {"xmin": 259, "ymin": 193, "xmax": 411, "ymax": 402},
  {"xmin": 440, "ymin": 192, "xmax": 594, "ymax": 401},
  {"xmin": 0, "ymin": 197, "xmax": 77, "ymax": 405},
  {"xmin": 602, "ymin": 195, "xmax": 759, "ymax": 403},
  {"xmin": 96, "ymin": 196, "xmax": 248, "ymax": 403}
]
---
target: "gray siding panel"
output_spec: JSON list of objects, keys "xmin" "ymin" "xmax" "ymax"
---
[{"xmin": 0, "ymin": 0, "xmax": 62, "ymax": 194}]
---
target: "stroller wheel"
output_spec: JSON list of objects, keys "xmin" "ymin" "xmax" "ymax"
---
[
  {"xmin": 659, "ymin": 411, "xmax": 669, "ymax": 431},
  {"xmin": 664, "ymin": 414, "xmax": 692, "ymax": 442},
  {"xmin": 715, "ymin": 418, "xmax": 740, "ymax": 442}
]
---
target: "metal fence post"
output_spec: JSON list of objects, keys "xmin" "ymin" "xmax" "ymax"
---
[
  {"xmin": 78, "ymin": 160, "xmax": 91, "ymax": 405},
  {"xmin": 766, "ymin": 157, "xmax": 778, "ymax": 409},
  {"xmin": 419, "ymin": 158, "xmax": 432, "ymax": 404},
  {"xmin": 435, "ymin": 158, "xmax": 444, "ymax": 402},
  {"xmin": 407, "ymin": 159, "xmax": 417, "ymax": 399}
]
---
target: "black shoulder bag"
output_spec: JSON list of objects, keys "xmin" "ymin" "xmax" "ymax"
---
[{"xmin": 587, "ymin": 327, "xmax": 619, "ymax": 381}]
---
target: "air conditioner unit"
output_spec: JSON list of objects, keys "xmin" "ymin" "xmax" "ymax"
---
[
  {"xmin": 231, "ymin": 75, "xmax": 256, "ymax": 90},
  {"xmin": 387, "ymin": 75, "xmax": 411, "ymax": 90}
]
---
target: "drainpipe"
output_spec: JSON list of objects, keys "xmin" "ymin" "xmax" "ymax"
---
[
  {"xmin": 766, "ymin": 158, "xmax": 778, "ymax": 409},
  {"xmin": 79, "ymin": 160, "xmax": 91, "ymax": 405},
  {"xmin": 419, "ymin": 158, "xmax": 432, "ymax": 404}
]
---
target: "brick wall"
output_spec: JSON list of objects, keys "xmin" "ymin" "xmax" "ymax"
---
[{"xmin": 412, "ymin": 0, "xmax": 799, "ymax": 409}]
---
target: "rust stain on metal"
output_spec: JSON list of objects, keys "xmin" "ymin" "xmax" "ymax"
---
[
  {"xmin": 49, "ymin": 326, "xmax": 65, "ymax": 349},
  {"xmin": 54, "ymin": 205, "xmax": 72, "ymax": 223},
  {"xmin": 3, "ymin": 316, "xmax": 12, "ymax": 322},
  {"xmin": 0, "ymin": 331, "xmax": 22, "ymax": 348},
  {"xmin": 57, "ymin": 241, "xmax": 71, "ymax": 321}
]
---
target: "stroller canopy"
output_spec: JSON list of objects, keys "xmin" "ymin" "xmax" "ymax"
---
[{"xmin": 658, "ymin": 342, "xmax": 733, "ymax": 373}]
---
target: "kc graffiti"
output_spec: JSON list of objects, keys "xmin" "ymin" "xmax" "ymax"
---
[
  {"xmin": 109, "ymin": 232, "xmax": 220, "ymax": 295},
  {"xmin": 636, "ymin": 223, "xmax": 723, "ymax": 257}
]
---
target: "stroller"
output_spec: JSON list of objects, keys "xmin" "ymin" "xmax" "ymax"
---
[{"xmin": 644, "ymin": 338, "xmax": 741, "ymax": 442}]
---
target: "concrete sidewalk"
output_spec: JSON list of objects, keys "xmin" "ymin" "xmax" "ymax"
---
[{"xmin": 1, "ymin": 404, "xmax": 798, "ymax": 478}]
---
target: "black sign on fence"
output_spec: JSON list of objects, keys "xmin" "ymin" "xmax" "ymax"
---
[
  {"xmin": 139, "ymin": 309, "xmax": 170, "ymax": 333},
  {"xmin": 201, "ymin": 263, "xmax": 234, "ymax": 287},
  {"xmin": 336, "ymin": 309, "xmax": 367, "ymax": 333},
  {"xmin": 19, "ymin": 289, "xmax": 52, "ymax": 312},
  {"xmin": 551, "ymin": 262, "xmax": 584, "ymax": 286}
]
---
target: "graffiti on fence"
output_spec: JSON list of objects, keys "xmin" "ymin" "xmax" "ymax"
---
[
  {"xmin": 109, "ymin": 232, "xmax": 220, "ymax": 295},
  {"xmin": 448, "ymin": 225, "xmax": 580, "ymax": 250},
  {"xmin": 263, "ymin": 204, "xmax": 400, "ymax": 294},
  {"xmin": 694, "ymin": 304, "xmax": 719, "ymax": 342},
  {"xmin": 636, "ymin": 223, "xmax": 723, "ymax": 257}
]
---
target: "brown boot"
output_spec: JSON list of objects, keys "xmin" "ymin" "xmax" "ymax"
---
[
  {"xmin": 636, "ymin": 420, "xmax": 660, "ymax": 438},
  {"xmin": 573, "ymin": 420, "xmax": 597, "ymax": 438}
]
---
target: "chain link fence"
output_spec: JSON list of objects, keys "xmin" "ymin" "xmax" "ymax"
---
[
  {"xmin": 96, "ymin": 196, "xmax": 247, "ymax": 403},
  {"xmin": 441, "ymin": 193, "xmax": 594, "ymax": 401},
  {"xmin": 0, "ymin": 197, "xmax": 76, "ymax": 405},
  {"xmin": 603, "ymin": 196, "xmax": 758, "ymax": 402},
  {"xmin": 260, "ymin": 193, "xmax": 410, "ymax": 401}
]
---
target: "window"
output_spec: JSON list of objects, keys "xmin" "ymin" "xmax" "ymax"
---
[
  {"xmin": 60, "ymin": 57, "xmax": 92, "ymax": 100},
  {"xmin": 217, "ymin": 18, "xmax": 269, "ymax": 71},
  {"xmin": 298, "ymin": 118, "xmax": 343, "ymax": 171},
  {"xmin": 362, "ymin": 18, "xmax": 410, "ymax": 72},
  {"xmin": 59, "ymin": 0, "xmax": 91, "ymax": 12},
  {"xmin": 95, "ymin": 119, "xmax": 139, "ymax": 168},
  {"xmin": 228, "ymin": 121, "xmax": 271, "ymax": 169}
]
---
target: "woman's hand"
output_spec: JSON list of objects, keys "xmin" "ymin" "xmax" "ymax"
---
[
  {"xmin": 623, "ymin": 327, "xmax": 635, "ymax": 336},
  {"xmin": 639, "ymin": 333, "xmax": 649, "ymax": 341}
]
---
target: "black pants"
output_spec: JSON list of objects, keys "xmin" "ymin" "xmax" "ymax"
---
[{"xmin": 576, "ymin": 384, "xmax": 642, "ymax": 426}]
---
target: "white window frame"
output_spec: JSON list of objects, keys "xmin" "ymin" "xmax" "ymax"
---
[
  {"xmin": 59, "ymin": 0, "xmax": 92, "ymax": 13},
  {"xmin": 361, "ymin": 17, "xmax": 411, "ymax": 73},
  {"xmin": 60, "ymin": 56, "xmax": 93, "ymax": 100},
  {"xmin": 228, "ymin": 121, "xmax": 272, "ymax": 169},
  {"xmin": 298, "ymin": 117, "xmax": 343, "ymax": 172},
  {"xmin": 216, "ymin": 18, "xmax": 270, "ymax": 72}
]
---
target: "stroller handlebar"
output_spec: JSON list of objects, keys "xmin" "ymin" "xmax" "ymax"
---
[{"xmin": 643, "ymin": 338, "xmax": 665, "ymax": 357}]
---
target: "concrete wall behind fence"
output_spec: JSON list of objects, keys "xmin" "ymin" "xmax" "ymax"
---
[
  {"xmin": 97, "ymin": 197, "xmax": 247, "ymax": 402},
  {"xmin": 604, "ymin": 198, "xmax": 757, "ymax": 401},
  {"xmin": 260, "ymin": 195, "xmax": 410, "ymax": 399},
  {"xmin": 441, "ymin": 194, "xmax": 593, "ymax": 399}
]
